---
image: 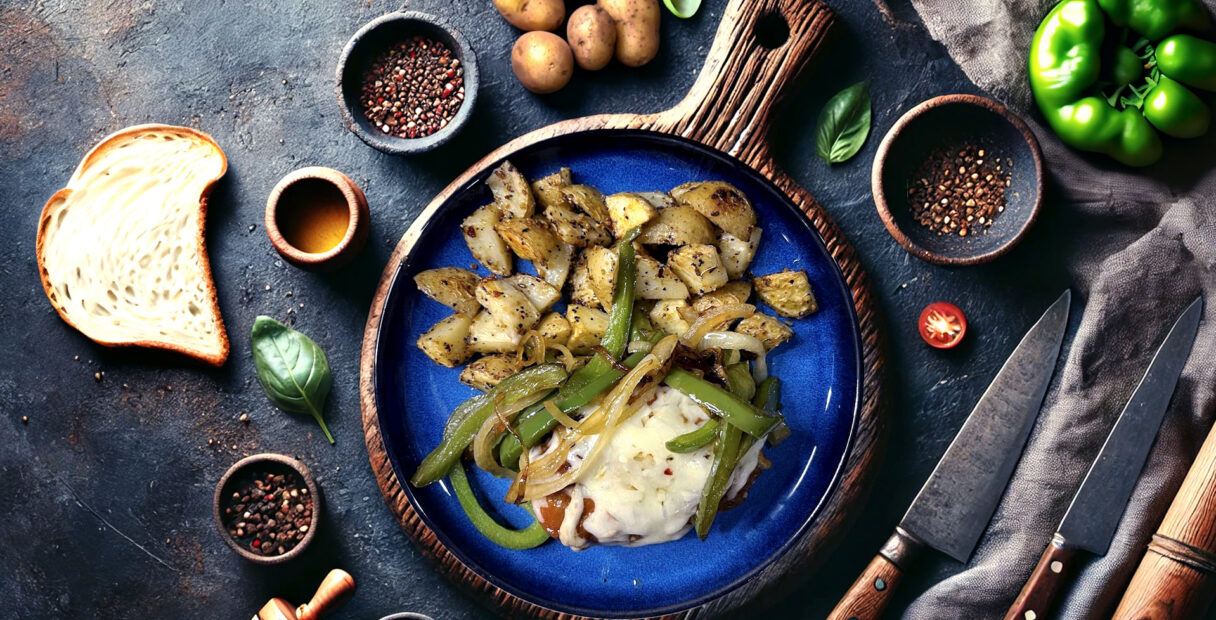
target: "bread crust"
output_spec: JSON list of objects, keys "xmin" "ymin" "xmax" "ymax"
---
[{"xmin": 35, "ymin": 124, "xmax": 230, "ymax": 366}]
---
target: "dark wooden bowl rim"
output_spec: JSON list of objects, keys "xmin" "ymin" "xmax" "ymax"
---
[
  {"xmin": 871, "ymin": 93, "xmax": 1045, "ymax": 267},
  {"xmin": 212, "ymin": 452, "xmax": 321, "ymax": 565},
  {"xmin": 265, "ymin": 166, "xmax": 368, "ymax": 268}
]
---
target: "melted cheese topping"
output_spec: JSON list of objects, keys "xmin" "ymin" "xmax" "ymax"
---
[{"xmin": 533, "ymin": 385, "xmax": 763, "ymax": 548}]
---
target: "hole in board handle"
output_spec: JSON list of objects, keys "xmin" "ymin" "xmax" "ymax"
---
[{"xmin": 754, "ymin": 11, "xmax": 790, "ymax": 49}]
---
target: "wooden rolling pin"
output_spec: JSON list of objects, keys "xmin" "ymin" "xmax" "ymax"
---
[
  {"xmin": 255, "ymin": 569, "xmax": 356, "ymax": 620},
  {"xmin": 1112, "ymin": 423, "xmax": 1216, "ymax": 619}
]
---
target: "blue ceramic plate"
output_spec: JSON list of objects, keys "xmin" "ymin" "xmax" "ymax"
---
[{"xmin": 372, "ymin": 130, "xmax": 861, "ymax": 618}]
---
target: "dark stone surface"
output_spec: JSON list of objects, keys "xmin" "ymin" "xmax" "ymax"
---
[{"xmin": 0, "ymin": 0, "xmax": 1074, "ymax": 618}]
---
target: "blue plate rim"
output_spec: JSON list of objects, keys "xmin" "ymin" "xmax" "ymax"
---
[{"xmin": 370, "ymin": 128, "xmax": 864, "ymax": 618}]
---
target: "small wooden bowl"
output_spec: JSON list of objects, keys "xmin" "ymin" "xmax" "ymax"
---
[
  {"xmin": 213, "ymin": 453, "xmax": 321, "ymax": 565},
  {"xmin": 872, "ymin": 94, "xmax": 1044, "ymax": 266},
  {"xmin": 266, "ymin": 166, "xmax": 369, "ymax": 271},
  {"xmin": 336, "ymin": 11, "xmax": 479, "ymax": 155}
]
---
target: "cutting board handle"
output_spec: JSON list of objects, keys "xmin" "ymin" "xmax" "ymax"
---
[{"xmin": 652, "ymin": 0, "xmax": 834, "ymax": 169}]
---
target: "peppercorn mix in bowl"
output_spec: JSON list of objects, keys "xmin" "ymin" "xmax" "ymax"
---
[
  {"xmin": 336, "ymin": 11, "xmax": 479, "ymax": 155},
  {"xmin": 213, "ymin": 453, "xmax": 320, "ymax": 565},
  {"xmin": 872, "ymin": 94, "xmax": 1044, "ymax": 266}
]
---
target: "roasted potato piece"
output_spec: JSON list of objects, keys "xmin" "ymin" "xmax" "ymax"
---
[
  {"xmin": 584, "ymin": 245, "xmax": 619, "ymax": 309},
  {"xmin": 476, "ymin": 277, "xmax": 542, "ymax": 332},
  {"xmin": 495, "ymin": 217, "xmax": 559, "ymax": 264},
  {"xmin": 487, "ymin": 160, "xmax": 536, "ymax": 219},
  {"xmin": 544, "ymin": 202, "xmax": 613, "ymax": 247},
  {"xmin": 667, "ymin": 244, "xmax": 729, "ymax": 295},
  {"xmin": 672, "ymin": 181, "xmax": 756, "ymax": 239},
  {"xmin": 531, "ymin": 167, "xmax": 572, "ymax": 209},
  {"xmin": 538, "ymin": 242, "xmax": 573, "ymax": 290},
  {"xmin": 650, "ymin": 299, "xmax": 693, "ymax": 336},
  {"xmin": 416, "ymin": 314, "xmax": 473, "ymax": 367},
  {"xmin": 605, "ymin": 192, "xmax": 658, "ymax": 237},
  {"xmin": 636, "ymin": 204, "xmax": 715, "ymax": 246},
  {"xmin": 462, "ymin": 204, "xmax": 513, "ymax": 276},
  {"xmin": 505, "ymin": 274, "xmax": 561, "ymax": 312},
  {"xmin": 467, "ymin": 310, "xmax": 523, "ymax": 354},
  {"xmin": 636, "ymin": 255, "xmax": 689, "ymax": 299},
  {"xmin": 567, "ymin": 250, "xmax": 603, "ymax": 309},
  {"xmin": 460, "ymin": 354, "xmax": 524, "ymax": 391},
  {"xmin": 566, "ymin": 304, "xmax": 609, "ymax": 355},
  {"xmin": 692, "ymin": 279, "xmax": 752, "ymax": 314},
  {"xmin": 414, "ymin": 267, "xmax": 481, "ymax": 316},
  {"xmin": 635, "ymin": 191, "xmax": 676, "ymax": 209},
  {"xmin": 753, "ymin": 269, "xmax": 817, "ymax": 318},
  {"xmin": 736, "ymin": 313, "xmax": 793, "ymax": 350},
  {"xmin": 537, "ymin": 312, "xmax": 572, "ymax": 346},
  {"xmin": 718, "ymin": 227, "xmax": 762, "ymax": 279},
  {"xmin": 561, "ymin": 184, "xmax": 610, "ymax": 223}
]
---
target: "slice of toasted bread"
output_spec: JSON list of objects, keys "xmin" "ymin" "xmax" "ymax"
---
[{"xmin": 36, "ymin": 124, "xmax": 230, "ymax": 366}]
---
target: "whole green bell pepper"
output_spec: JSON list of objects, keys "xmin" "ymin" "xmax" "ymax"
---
[{"xmin": 1030, "ymin": 0, "xmax": 1216, "ymax": 166}]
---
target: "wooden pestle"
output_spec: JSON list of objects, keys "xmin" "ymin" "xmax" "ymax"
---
[
  {"xmin": 1112, "ymin": 424, "xmax": 1216, "ymax": 619},
  {"xmin": 255, "ymin": 569, "xmax": 356, "ymax": 620}
]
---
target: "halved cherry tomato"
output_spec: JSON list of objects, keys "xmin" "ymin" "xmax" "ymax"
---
[{"xmin": 919, "ymin": 302, "xmax": 967, "ymax": 349}]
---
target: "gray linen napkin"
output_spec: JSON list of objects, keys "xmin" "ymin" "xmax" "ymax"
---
[{"xmin": 899, "ymin": 0, "xmax": 1216, "ymax": 618}]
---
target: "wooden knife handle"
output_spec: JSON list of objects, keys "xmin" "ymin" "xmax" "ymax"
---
[
  {"xmin": 828, "ymin": 529, "xmax": 923, "ymax": 620},
  {"xmin": 1113, "ymin": 420, "xmax": 1216, "ymax": 620},
  {"xmin": 1004, "ymin": 535, "xmax": 1080, "ymax": 620},
  {"xmin": 295, "ymin": 569, "xmax": 356, "ymax": 620}
]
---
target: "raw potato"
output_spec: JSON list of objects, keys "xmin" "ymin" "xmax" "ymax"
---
[
  {"xmin": 598, "ymin": 0, "xmax": 660, "ymax": 67},
  {"xmin": 672, "ymin": 181, "xmax": 756, "ymax": 239},
  {"xmin": 566, "ymin": 304, "xmax": 610, "ymax": 354},
  {"xmin": 667, "ymin": 244, "xmax": 728, "ymax": 295},
  {"xmin": 636, "ymin": 255, "xmax": 689, "ymax": 299},
  {"xmin": 467, "ymin": 310, "xmax": 523, "ymax": 354},
  {"xmin": 461, "ymin": 354, "xmax": 524, "ymax": 391},
  {"xmin": 637, "ymin": 204, "xmax": 715, "ymax": 246},
  {"xmin": 537, "ymin": 312, "xmax": 572, "ymax": 346},
  {"xmin": 650, "ymin": 299, "xmax": 693, "ymax": 335},
  {"xmin": 567, "ymin": 5, "xmax": 616, "ymax": 71},
  {"xmin": 718, "ymin": 228, "xmax": 762, "ymax": 279},
  {"xmin": 505, "ymin": 274, "xmax": 561, "ymax": 312},
  {"xmin": 532, "ymin": 168, "xmax": 573, "ymax": 209},
  {"xmin": 487, "ymin": 161, "xmax": 535, "ymax": 219},
  {"xmin": 476, "ymin": 277, "xmax": 542, "ymax": 332},
  {"xmin": 753, "ymin": 269, "xmax": 818, "ymax": 318},
  {"xmin": 736, "ymin": 313, "xmax": 793, "ymax": 350},
  {"xmin": 495, "ymin": 217, "xmax": 559, "ymax": 265},
  {"xmin": 512, "ymin": 31, "xmax": 574, "ymax": 95},
  {"xmin": 414, "ymin": 267, "xmax": 481, "ymax": 316},
  {"xmin": 692, "ymin": 280, "xmax": 752, "ymax": 314},
  {"xmin": 494, "ymin": 0, "xmax": 565, "ymax": 31},
  {"xmin": 561, "ymin": 184, "xmax": 610, "ymax": 222},
  {"xmin": 605, "ymin": 192, "xmax": 657, "ymax": 237},
  {"xmin": 462, "ymin": 204, "xmax": 513, "ymax": 276},
  {"xmin": 417, "ymin": 314, "xmax": 473, "ymax": 367}
]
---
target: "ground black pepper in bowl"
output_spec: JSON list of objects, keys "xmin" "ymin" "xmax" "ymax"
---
[
  {"xmin": 360, "ymin": 35, "xmax": 465, "ymax": 140},
  {"xmin": 222, "ymin": 470, "xmax": 313, "ymax": 557},
  {"xmin": 907, "ymin": 143, "xmax": 1012, "ymax": 237}
]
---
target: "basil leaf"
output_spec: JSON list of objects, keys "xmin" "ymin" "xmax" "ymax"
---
[
  {"xmin": 662, "ymin": 0, "xmax": 701, "ymax": 18},
  {"xmin": 251, "ymin": 316, "xmax": 335, "ymax": 444},
  {"xmin": 815, "ymin": 81, "xmax": 872, "ymax": 164}
]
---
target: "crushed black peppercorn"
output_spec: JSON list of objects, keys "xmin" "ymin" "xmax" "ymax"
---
[
  {"xmin": 908, "ymin": 144, "xmax": 1012, "ymax": 237},
  {"xmin": 360, "ymin": 35, "xmax": 465, "ymax": 139},
  {"xmin": 221, "ymin": 469, "xmax": 313, "ymax": 556}
]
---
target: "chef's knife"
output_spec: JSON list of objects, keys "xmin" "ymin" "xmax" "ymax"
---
[
  {"xmin": 828, "ymin": 291, "xmax": 1071, "ymax": 620},
  {"xmin": 1004, "ymin": 296, "xmax": 1202, "ymax": 620}
]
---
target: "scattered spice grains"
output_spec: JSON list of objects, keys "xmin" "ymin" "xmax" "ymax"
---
[
  {"xmin": 222, "ymin": 469, "xmax": 313, "ymax": 557},
  {"xmin": 908, "ymin": 143, "xmax": 1012, "ymax": 237},
  {"xmin": 360, "ymin": 35, "xmax": 465, "ymax": 139}
]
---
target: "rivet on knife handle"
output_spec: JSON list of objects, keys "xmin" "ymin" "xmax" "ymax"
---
[
  {"xmin": 827, "ymin": 530, "xmax": 924, "ymax": 620},
  {"xmin": 1004, "ymin": 534, "xmax": 1079, "ymax": 620}
]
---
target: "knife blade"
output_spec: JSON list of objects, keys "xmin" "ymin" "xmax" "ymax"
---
[
  {"xmin": 828, "ymin": 290, "xmax": 1071, "ymax": 620},
  {"xmin": 1004, "ymin": 296, "xmax": 1202, "ymax": 620}
]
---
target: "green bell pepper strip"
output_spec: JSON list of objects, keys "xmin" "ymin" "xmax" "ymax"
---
[
  {"xmin": 449, "ymin": 461, "xmax": 550, "ymax": 549},
  {"xmin": 663, "ymin": 369, "xmax": 780, "ymax": 438},
  {"xmin": 753, "ymin": 376, "xmax": 791, "ymax": 446},
  {"xmin": 665, "ymin": 418, "xmax": 720, "ymax": 453},
  {"xmin": 411, "ymin": 363, "xmax": 567, "ymax": 487},
  {"xmin": 630, "ymin": 303, "xmax": 655, "ymax": 343},
  {"xmin": 1144, "ymin": 75, "xmax": 1212, "ymax": 137},
  {"xmin": 725, "ymin": 363, "xmax": 756, "ymax": 402},
  {"xmin": 1098, "ymin": 0, "xmax": 1210, "ymax": 41},
  {"xmin": 1158, "ymin": 35, "xmax": 1216, "ymax": 91},
  {"xmin": 693, "ymin": 421, "xmax": 743, "ymax": 539}
]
